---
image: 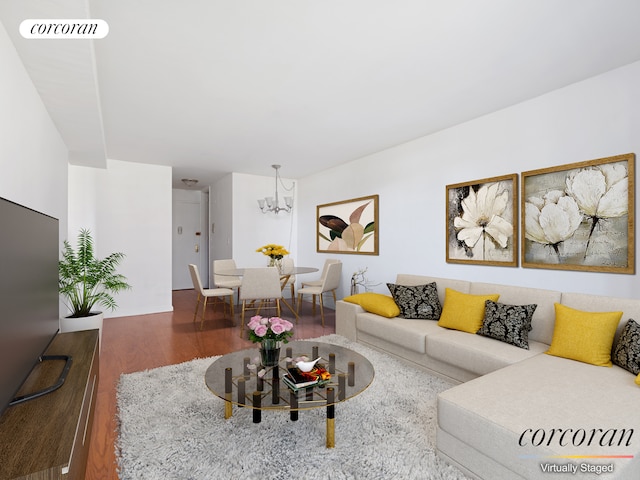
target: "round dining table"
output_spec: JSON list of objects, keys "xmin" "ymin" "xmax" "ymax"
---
[
  {"xmin": 216, "ymin": 266, "xmax": 318, "ymax": 277},
  {"xmin": 216, "ymin": 266, "xmax": 319, "ymax": 319}
]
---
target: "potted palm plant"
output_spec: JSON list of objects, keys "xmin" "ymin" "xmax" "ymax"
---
[{"xmin": 58, "ymin": 229, "xmax": 131, "ymax": 346}]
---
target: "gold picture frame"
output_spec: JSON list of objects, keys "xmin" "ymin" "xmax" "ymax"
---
[
  {"xmin": 521, "ymin": 153, "xmax": 635, "ymax": 273},
  {"xmin": 446, "ymin": 174, "xmax": 518, "ymax": 266},
  {"xmin": 316, "ymin": 195, "xmax": 379, "ymax": 255}
]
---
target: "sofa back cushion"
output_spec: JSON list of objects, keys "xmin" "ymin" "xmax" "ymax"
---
[
  {"xmin": 470, "ymin": 282, "xmax": 561, "ymax": 345},
  {"xmin": 395, "ymin": 274, "xmax": 470, "ymax": 308},
  {"xmin": 561, "ymin": 292, "xmax": 640, "ymax": 344}
]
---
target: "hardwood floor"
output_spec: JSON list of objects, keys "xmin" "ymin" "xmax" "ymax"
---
[{"xmin": 85, "ymin": 289, "xmax": 336, "ymax": 480}]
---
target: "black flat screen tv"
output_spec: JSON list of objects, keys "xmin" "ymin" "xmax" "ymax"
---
[{"xmin": 0, "ymin": 196, "xmax": 60, "ymax": 416}]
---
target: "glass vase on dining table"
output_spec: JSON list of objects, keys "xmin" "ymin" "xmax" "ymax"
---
[{"xmin": 269, "ymin": 257, "xmax": 284, "ymax": 274}]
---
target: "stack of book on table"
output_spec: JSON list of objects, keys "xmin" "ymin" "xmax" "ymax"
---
[{"xmin": 282, "ymin": 365, "xmax": 331, "ymax": 391}]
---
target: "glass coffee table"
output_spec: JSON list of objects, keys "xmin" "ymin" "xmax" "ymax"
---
[{"xmin": 205, "ymin": 341, "xmax": 375, "ymax": 448}]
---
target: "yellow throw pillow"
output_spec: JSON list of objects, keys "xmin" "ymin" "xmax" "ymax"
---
[
  {"xmin": 343, "ymin": 293, "xmax": 400, "ymax": 318},
  {"xmin": 546, "ymin": 303, "xmax": 622, "ymax": 367},
  {"xmin": 437, "ymin": 288, "xmax": 500, "ymax": 333},
  {"xmin": 636, "ymin": 373, "xmax": 640, "ymax": 386}
]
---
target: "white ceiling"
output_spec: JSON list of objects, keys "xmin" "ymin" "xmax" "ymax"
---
[{"xmin": 3, "ymin": 0, "xmax": 640, "ymax": 188}]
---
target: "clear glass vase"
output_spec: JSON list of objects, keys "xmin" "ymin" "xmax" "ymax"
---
[
  {"xmin": 259, "ymin": 338, "xmax": 281, "ymax": 367},
  {"xmin": 268, "ymin": 257, "xmax": 283, "ymax": 274}
]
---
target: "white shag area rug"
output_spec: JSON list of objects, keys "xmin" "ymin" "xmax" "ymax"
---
[{"xmin": 116, "ymin": 334, "xmax": 472, "ymax": 480}]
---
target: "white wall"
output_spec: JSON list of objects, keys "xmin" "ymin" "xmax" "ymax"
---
[
  {"xmin": 210, "ymin": 174, "xmax": 233, "ymax": 265},
  {"xmin": 297, "ymin": 60, "xmax": 640, "ymax": 301},
  {"xmin": 67, "ymin": 165, "xmax": 99, "ymax": 238},
  {"xmin": 231, "ymin": 172, "xmax": 298, "ymax": 268},
  {"xmin": 68, "ymin": 159, "xmax": 173, "ymax": 317},
  {"xmin": 0, "ymin": 22, "xmax": 67, "ymax": 236}
]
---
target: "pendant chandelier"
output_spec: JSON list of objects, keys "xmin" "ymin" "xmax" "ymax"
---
[{"xmin": 258, "ymin": 164, "xmax": 293, "ymax": 214}]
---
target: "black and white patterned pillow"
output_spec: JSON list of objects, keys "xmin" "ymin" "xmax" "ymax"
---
[
  {"xmin": 613, "ymin": 319, "xmax": 640, "ymax": 375},
  {"xmin": 386, "ymin": 283, "xmax": 441, "ymax": 320},
  {"xmin": 477, "ymin": 300, "xmax": 537, "ymax": 349}
]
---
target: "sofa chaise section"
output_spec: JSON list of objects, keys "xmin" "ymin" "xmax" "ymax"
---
[{"xmin": 437, "ymin": 353, "xmax": 640, "ymax": 480}]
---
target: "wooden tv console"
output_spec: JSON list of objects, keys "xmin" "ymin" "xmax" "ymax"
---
[{"xmin": 0, "ymin": 330, "xmax": 99, "ymax": 480}]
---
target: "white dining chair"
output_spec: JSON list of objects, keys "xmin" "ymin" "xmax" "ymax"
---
[
  {"xmin": 239, "ymin": 267, "xmax": 282, "ymax": 338},
  {"xmin": 281, "ymin": 257, "xmax": 296, "ymax": 306},
  {"xmin": 213, "ymin": 259, "xmax": 242, "ymax": 304},
  {"xmin": 296, "ymin": 261, "xmax": 342, "ymax": 327},
  {"xmin": 188, "ymin": 264, "xmax": 235, "ymax": 330},
  {"xmin": 301, "ymin": 258, "xmax": 340, "ymax": 288}
]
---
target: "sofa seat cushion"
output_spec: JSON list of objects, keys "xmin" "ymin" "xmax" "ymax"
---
[
  {"xmin": 438, "ymin": 354, "xmax": 640, "ymax": 479},
  {"xmin": 426, "ymin": 329, "xmax": 546, "ymax": 376},
  {"xmin": 356, "ymin": 312, "xmax": 444, "ymax": 354}
]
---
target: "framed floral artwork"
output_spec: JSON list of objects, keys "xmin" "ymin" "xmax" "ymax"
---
[
  {"xmin": 446, "ymin": 174, "xmax": 518, "ymax": 266},
  {"xmin": 521, "ymin": 153, "xmax": 635, "ymax": 273},
  {"xmin": 316, "ymin": 195, "xmax": 378, "ymax": 255}
]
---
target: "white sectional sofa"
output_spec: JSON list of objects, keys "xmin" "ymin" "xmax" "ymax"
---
[{"xmin": 335, "ymin": 274, "xmax": 640, "ymax": 480}]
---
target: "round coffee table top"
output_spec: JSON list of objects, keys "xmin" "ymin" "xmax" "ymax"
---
[{"xmin": 205, "ymin": 341, "xmax": 375, "ymax": 410}]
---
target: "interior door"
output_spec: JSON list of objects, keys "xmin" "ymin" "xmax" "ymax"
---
[{"xmin": 172, "ymin": 200, "xmax": 202, "ymax": 290}]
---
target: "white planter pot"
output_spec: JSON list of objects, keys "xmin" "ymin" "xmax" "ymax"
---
[{"xmin": 60, "ymin": 311, "xmax": 103, "ymax": 352}]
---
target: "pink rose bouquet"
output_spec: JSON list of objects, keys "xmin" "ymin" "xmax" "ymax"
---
[{"xmin": 247, "ymin": 315, "xmax": 294, "ymax": 344}]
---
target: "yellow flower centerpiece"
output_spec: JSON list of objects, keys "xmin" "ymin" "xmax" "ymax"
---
[{"xmin": 256, "ymin": 243, "xmax": 289, "ymax": 271}]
